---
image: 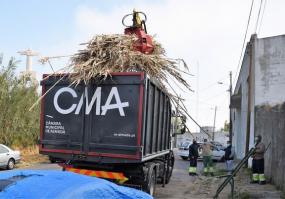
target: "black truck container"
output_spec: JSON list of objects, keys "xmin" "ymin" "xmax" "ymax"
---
[{"xmin": 39, "ymin": 72, "xmax": 174, "ymax": 195}]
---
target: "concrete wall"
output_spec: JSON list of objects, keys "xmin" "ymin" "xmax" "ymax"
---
[
  {"xmin": 232, "ymin": 43, "xmax": 251, "ymax": 159},
  {"xmin": 213, "ymin": 131, "xmax": 229, "ymax": 146},
  {"xmin": 254, "ymin": 35, "xmax": 285, "ymax": 191},
  {"xmin": 255, "ymin": 35, "xmax": 285, "ymax": 106},
  {"xmin": 255, "ymin": 104, "xmax": 285, "ymax": 191},
  {"xmin": 176, "ymin": 132, "xmax": 192, "ymax": 147},
  {"xmin": 192, "ymin": 132, "xmax": 208, "ymax": 143}
]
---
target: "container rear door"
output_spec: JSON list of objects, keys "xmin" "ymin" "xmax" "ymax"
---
[
  {"xmin": 41, "ymin": 76, "xmax": 85, "ymax": 153},
  {"xmin": 86, "ymin": 74, "xmax": 143, "ymax": 159}
]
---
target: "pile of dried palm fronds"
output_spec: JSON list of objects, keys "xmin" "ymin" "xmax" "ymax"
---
[{"xmin": 69, "ymin": 34, "xmax": 191, "ymax": 93}]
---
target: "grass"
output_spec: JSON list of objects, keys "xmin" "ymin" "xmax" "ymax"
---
[
  {"xmin": 214, "ymin": 168, "xmax": 228, "ymax": 177},
  {"xmin": 14, "ymin": 145, "xmax": 49, "ymax": 168}
]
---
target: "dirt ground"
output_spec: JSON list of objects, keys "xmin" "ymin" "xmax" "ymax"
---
[
  {"xmin": 14, "ymin": 146, "xmax": 49, "ymax": 168},
  {"xmin": 156, "ymin": 156, "xmax": 227, "ymax": 199},
  {"xmin": 156, "ymin": 150, "xmax": 283, "ymax": 199}
]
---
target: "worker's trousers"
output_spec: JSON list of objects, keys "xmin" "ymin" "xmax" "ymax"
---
[
  {"xmin": 203, "ymin": 156, "xmax": 214, "ymax": 174},
  {"xmin": 225, "ymin": 160, "xmax": 233, "ymax": 173},
  {"xmin": 252, "ymin": 158, "xmax": 265, "ymax": 184},
  {"xmin": 189, "ymin": 156, "xmax": 197, "ymax": 174}
]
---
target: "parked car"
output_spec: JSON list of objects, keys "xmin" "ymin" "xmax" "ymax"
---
[
  {"xmin": 178, "ymin": 141, "xmax": 191, "ymax": 160},
  {"xmin": 210, "ymin": 141, "xmax": 225, "ymax": 150},
  {"xmin": 178, "ymin": 141, "xmax": 225, "ymax": 162},
  {"xmin": 0, "ymin": 144, "xmax": 21, "ymax": 169}
]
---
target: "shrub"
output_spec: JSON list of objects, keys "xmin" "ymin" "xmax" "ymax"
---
[{"xmin": 0, "ymin": 57, "xmax": 40, "ymax": 147}]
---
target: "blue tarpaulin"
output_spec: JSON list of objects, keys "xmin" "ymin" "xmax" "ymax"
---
[{"xmin": 0, "ymin": 170, "xmax": 152, "ymax": 199}]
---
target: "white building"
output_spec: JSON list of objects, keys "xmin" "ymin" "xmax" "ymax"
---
[{"xmin": 231, "ymin": 34, "xmax": 285, "ymax": 190}]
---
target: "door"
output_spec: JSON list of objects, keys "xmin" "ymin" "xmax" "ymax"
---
[
  {"xmin": 41, "ymin": 77, "xmax": 85, "ymax": 152},
  {"xmin": 0, "ymin": 145, "xmax": 9, "ymax": 166},
  {"xmin": 212, "ymin": 146, "xmax": 225, "ymax": 160},
  {"xmin": 86, "ymin": 74, "xmax": 142, "ymax": 158}
]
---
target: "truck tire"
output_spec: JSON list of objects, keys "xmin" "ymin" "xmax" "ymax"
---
[
  {"xmin": 165, "ymin": 151, "xmax": 174, "ymax": 184},
  {"xmin": 143, "ymin": 164, "xmax": 157, "ymax": 196}
]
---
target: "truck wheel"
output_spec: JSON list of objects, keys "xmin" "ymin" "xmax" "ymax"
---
[
  {"xmin": 165, "ymin": 151, "xmax": 174, "ymax": 184},
  {"xmin": 143, "ymin": 165, "xmax": 157, "ymax": 196}
]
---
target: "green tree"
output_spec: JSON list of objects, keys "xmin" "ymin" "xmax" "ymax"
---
[
  {"xmin": 0, "ymin": 57, "xmax": 40, "ymax": 147},
  {"xmin": 223, "ymin": 120, "xmax": 229, "ymax": 132}
]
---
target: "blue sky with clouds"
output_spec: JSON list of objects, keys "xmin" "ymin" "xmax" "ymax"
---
[{"xmin": 1, "ymin": 0, "xmax": 285, "ymax": 130}]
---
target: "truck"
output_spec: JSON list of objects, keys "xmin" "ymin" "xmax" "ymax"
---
[{"xmin": 39, "ymin": 72, "xmax": 179, "ymax": 196}]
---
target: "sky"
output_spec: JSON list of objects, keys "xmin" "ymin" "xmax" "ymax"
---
[{"xmin": 1, "ymin": 0, "xmax": 285, "ymax": 132}]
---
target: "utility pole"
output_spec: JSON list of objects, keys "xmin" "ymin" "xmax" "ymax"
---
[
  {"xmin": 0, "ymin": 53, "xmax": 3, "ymax": 65},
  {"xmin": 212, "ymin": 106, "xmax": 217, "ymax": 141},
  {"xmin": 229, "ymin": 71, "xmax": 233, "ymax": 144},
  {"xmin": 173, "ymin": 96, "xmax": 180, "ymax": 148},
  {"xmin": 196, "ymin": 62, "xmax": 199, "ymax": 133}
]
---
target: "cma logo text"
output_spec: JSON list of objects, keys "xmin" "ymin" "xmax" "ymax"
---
[{"xmin": 53, "ymin": 87, "xmax": 129, "ymax": 116}]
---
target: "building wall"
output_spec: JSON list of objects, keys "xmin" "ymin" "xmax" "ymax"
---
[
  {"xmin": 176, "ymin": 127, "xmax": 228, "ymax": 147},
  {"xmin": 255, "ymin": 35, "xmax": 285, "ymax": 105},
  {"xmin": 255, "ymin": 104, "xmax": 285, "ymax": 191},
  {"xmin": 232, "ymin": 43, "xmax": 251, "ymax": 159},
  {"xmin": 213, "ymin": 131, "xmax": 229, "ymax": 146},
  {"xmin": 192, "ymin": 132, "xmax": 208, "ymax": 143},
  {"xmin": 233, "ymin": 34, "xmax": 285, "ymax": 190},
  {"xmin": 176, "ymin": 132, "xmax": 192, "ymax": 147},
  {"xmin": 254, "ymin": 35, "xmax": 285, "ymax": 190},
  {"xmin": 191, "ymin": 131, "xmax": 228, "ymax": 145}
]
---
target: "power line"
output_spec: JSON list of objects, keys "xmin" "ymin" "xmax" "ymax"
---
[
  {"xmin": 199, "ymin": 76, "xmax": 227, "ymax": 93},
  {"xmin": 254, "ymin": 0, "xmax": 264, "ymax": 34},
  {"xmin": 234, "ymin": 0, "xmax": 255, "ymax": 84},
  {"xmin": 257, "ymin": 0, "xmax": 267, "ymax": 34},
  {"xmin": 201, "ymin": 90, "xmax": 228, "ymax": 103}
]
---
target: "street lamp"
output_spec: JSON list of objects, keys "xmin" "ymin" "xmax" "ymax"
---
[{"xmin": 216, "ymin": 72, "xmax": 233, "ymax": 144}]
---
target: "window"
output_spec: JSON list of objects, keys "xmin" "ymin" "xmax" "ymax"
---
[
  {"xmin": 181, "ymin": 142, "xmax": 190, "ymax": 148},
  {"xmin": 0, "ymin": 145, "xmax": 9, "ymax": 153}
]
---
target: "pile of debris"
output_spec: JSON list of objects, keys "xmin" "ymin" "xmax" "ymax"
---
[
  {"xmin": 36, "ymin": 10, "xmax": 192, "ymax": 112},
  {"xmin": 69, "ymin": 34, "xmax": 191, "ymax": 96}
]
